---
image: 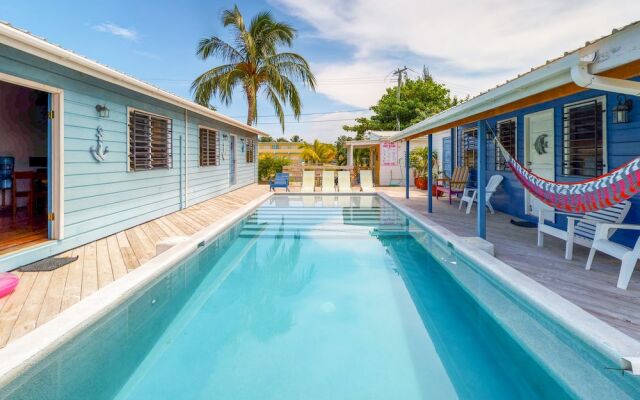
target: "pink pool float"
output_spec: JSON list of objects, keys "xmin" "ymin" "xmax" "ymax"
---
[{"xmin": 0, "ymin": 273, "xmax": 19, "ymax": 299}]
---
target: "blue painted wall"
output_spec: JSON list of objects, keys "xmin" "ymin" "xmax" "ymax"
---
[
  {"xmin": 0, "ymin": 44, "xmax": 258, "ymax": 270},
  {"xmin": 450, "ymin": 78, "xmax": 640, "ymax": 247}
]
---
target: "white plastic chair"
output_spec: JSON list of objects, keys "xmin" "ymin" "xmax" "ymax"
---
[
  {"xmin": 537, "ymin": 200, "xmax": 631, "ymax": 260},
  {"xmin": 459, "ymin": 175, "xmax": 503, "ymax": 214},
  {"xmin": 301, "ymin": 171, "xmax": 315, "ymax": 193},
  {"xmin": 586, "ymin": 223, "xmax": 640, "ymax": 290},
  {"xmin": 321, "ymin": 171, "xmax": 335, "ymax": 193},
  {"xmin": 338, "ymin": 171, "xmax": 352, "ymax": 193},
  {"xmin": 359, "ymin": 170, "xmax": 375, "ymax": 193}
]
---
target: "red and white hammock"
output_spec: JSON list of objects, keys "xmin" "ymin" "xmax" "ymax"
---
[{"xmin": 491, "ymin": 126, "xmax": 640, "ymax": 213}]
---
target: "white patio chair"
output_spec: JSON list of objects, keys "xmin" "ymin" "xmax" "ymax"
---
[
  {"xmin": 359, "ymin": 170, "xmax": 375, "ymax": 193},
  {"xmin": 338, "ymin": 171, "xmax": 352, "ymax": 193},
  {"xmin": 321, "ymin": 171, "xmax": 335, "ymax": 193},
  {"xmin": 459, "ymin": 175, "xmax": 504, "ymax": 214},
  {"xmin": 537, "ymin": 200, "xmax": 631, "ymax": 260},
  {"xmin": 586, "ymin": 223, "xmax": 640, "ymax": 290},
  {"xmin": 301, "ymin": 171, "xmax": 315, "ymax": 193}
]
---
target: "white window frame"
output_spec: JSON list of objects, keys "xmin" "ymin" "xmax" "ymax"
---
[
  {"xmin": 495, "ymin": 117, "xmax": 517, "ymax": 172},
  {"xmin": 198, "ymin": 125, "xmax": 219, "ymax": 167}
]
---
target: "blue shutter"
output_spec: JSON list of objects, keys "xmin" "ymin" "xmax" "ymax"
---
[{"xmin": 442, "ymin": 136, "xmax": 452, "ymax": 177}]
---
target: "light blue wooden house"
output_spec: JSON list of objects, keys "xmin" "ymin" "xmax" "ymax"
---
[
  {"xmin": 0, "ymin": 22, "xmax": 266, "ymax": 270},
  {"xmin": 393, "ymin": 21, "xmax": 640, "ymax": 248}
]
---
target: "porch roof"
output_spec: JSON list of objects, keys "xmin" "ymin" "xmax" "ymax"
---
[
  {"xmin": 391, "ymin": 20, "xmax": 640, "ymax": 142},
  {"xmin": 0, "ymin": 21, "xmax": 269, "ymax": 137}
]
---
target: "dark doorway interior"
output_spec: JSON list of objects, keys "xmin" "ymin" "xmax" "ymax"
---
[{"xmin": 0, "ymin": 80, "xmax": 49, "ymax": 256}]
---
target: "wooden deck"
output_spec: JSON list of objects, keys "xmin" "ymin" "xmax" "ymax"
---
[
  {"xmin": 1, "ymin": 183, "xmax": 638, "ymax": 350},
  {"xmin": 377, "ymin": 187, "xmax": 640, "ymax": 341},
  {"xmin": 0, "ymin": 184, "xmax": 269, "ymax": 348}
]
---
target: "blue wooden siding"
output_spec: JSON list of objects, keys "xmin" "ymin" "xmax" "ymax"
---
[
  {"xmin": 450, "ymin": 77, "xmax": 640, "ymax": 248},
  {"xmin": 0, "ymin": 44, "xmax": 258, "ymax": 270}
]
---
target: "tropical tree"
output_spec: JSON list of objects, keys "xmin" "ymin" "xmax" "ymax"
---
[
  {"xmin": 299, "ymin": 140, "xmax": 336, "ymax": 165},
  {"xmin": 343, "ymin": 73, "xmax": 461, "ymax": 134},
  {"xmin": 192, "ymin": 5, "xmax": 316, "ymax": 131},
  {"xmin": 290, "ymin": 134, "xmax": 302, "ymax": 142},
  {"xmin": 258, "ymin": 153, "xmax": 291, "ymax": 182}
]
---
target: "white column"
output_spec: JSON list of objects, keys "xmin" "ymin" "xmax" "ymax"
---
[{"xmin": 347, "ymin": 144, "xmax": 354, "ymax": 167}]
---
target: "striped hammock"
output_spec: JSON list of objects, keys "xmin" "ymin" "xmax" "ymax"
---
[{"xmin": 490, "ymin": 126, "xmax": 640, "ymax": 213}]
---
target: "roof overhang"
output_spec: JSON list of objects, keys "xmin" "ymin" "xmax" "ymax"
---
[
  {"xmin": 392, "ymin": 21, "xmax": 640, "ymax": 142},
  {"xmin": 0, "ymin": 23, "xmax": 269, "ymax": 137}
]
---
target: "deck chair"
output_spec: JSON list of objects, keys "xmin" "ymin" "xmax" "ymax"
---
[
  {"xmin": 338, "ymin": 171, "xmax": 352, "ymax": 193},
  {"xmin": 435, "ymin": 166, "xmax": 469, "ymax": 204},
  {"xmin": 459, "ymin": 175, "xmax": 504, "ymax": 214},
  {"xmin": 359, "ymin": 170, "xmax": 375, "ymax": 193},
  {"xmin": 321, "ymin": 171, "xmax": 335, "ymax": 193},
  {"xmin": 537, "ymin": 200, "xmax": 631, "ymax": 260},
  {"xmin": 269, "ymin": 173, "xmax": 290, "ymax": 192},
  {"xmin": 586, "ymin": 222, "xmax": 640, "ymax": 290},
  {"xmin": 301, "ymin": 171, "xmax": 315, "ymax": 193}
]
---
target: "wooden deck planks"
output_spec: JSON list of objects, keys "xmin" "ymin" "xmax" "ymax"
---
[{"xmin": 0, "ymin": 184, "xmax": 268, "ymax": 348}]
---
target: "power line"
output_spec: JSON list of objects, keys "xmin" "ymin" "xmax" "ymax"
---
[
  {"xmin": 257, "ymin": 118, "xmax": 361, "ymax": 125},
  {"xmin": 231, "ymin": 109, "xmax": 370, "ymax": 119}
]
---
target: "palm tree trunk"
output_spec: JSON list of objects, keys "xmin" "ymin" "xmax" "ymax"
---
[{"xmin": 246, "ymin": 87, "xmax": 256, "ymax": 126}]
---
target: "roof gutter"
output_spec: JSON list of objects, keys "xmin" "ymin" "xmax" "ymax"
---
[
  {"xmin": 0, "ymin": 23, "xmax": 269, "ymax": 137},
  {"xmin": 571, "ymin": 52, "xmax": 640, "ymax": 96}
]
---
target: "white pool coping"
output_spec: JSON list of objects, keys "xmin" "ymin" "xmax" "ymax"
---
[
  {"xmin": 377, "ymin": 192, "xmax": 640, "ymax": 374},
  {"xmin": 0, "ymin": 191, "xmax": 274, "ymax": 387},
  {"xmin": 1, "ymin": 190, "xmax": 639, "ymax": 389}
]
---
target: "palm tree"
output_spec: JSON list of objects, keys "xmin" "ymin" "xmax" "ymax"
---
[
  {"xmin": 192, "ymin": 6, "xmax": 316, "ymax": 131},
  {"xmin": 299, "ymin": 140, "xmax": 336, "ymax": 165}
]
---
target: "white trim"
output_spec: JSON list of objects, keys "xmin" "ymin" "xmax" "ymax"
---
[
  {"xmin": 391, "ymin": 21, "xmax": 640, "ymax": 142},
  {"xmin": 562, "ymin": 95, "xmax": 608, "ymax": 175},
  {"xmin": 495, "ymin": 116, "xmax": 518, "ymax": 164},
  {"xmin": 0, "ymin": 72, "xmax": 64, "ymax": 240},
  {"xmin": 0, "ymin": 23, "xmax": 268, "ymax": 138},
  {"xmin": 184, "ymin": 110, "xmax": 188, "ymax": 209}
]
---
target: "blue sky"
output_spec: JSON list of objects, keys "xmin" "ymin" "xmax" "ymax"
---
[{"xmin": 2, "ymin": 1, "xmax": 639, "ymax": 141}]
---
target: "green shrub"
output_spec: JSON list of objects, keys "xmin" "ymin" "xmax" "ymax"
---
[{"xmin": 258, "ymin": 154, "xmax": 291, "ymax": 182}]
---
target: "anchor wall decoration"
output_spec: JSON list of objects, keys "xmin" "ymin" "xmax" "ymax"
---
[{"xmin": 90, "ymin": 126, "xmax": 109, "ymax": 162}]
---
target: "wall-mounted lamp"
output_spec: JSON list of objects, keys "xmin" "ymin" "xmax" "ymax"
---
[
  {"xmin": 612, "ymin": 95, "xmax": 632, "ymax": 124},
  {"xmin": 95, "ymin": 104, "xmax": 110, "ymax": 118}
]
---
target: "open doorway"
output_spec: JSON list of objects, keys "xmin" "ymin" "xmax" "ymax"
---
[{"xmin": 0, "ymin": 79, "xmax": 51, "ymax": 255}]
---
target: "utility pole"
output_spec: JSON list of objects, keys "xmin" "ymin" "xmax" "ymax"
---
[{"xmin": 392, "ymin": 66, "xmax": 408, "ymax": 130}]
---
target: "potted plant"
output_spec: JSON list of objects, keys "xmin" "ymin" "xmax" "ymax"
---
[{"xmin": 409, "ymin": 146, "xmax": 439, "ymax": 193}]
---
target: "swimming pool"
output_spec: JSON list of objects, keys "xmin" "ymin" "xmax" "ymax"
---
[{"xmin": 2, "ymin": 194, "xmax": 640, "ymax": 399}]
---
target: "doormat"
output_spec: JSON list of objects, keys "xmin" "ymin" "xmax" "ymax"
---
[
  {"xmin": 19, "ymin": 256, "xmax": 79, "ymax": 272},
  {"xmin": 510, "ymin": 219, "xmax": 537, "ymax": 228}
]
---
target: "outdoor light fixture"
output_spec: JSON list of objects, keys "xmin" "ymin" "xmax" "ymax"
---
[
  {"xmin": 612, "ymin": 95, "xmax": 632, "ymax": 124},
  {"xmin": 95, "ymin": 104, "xmax": 110, "ymax": 118}
]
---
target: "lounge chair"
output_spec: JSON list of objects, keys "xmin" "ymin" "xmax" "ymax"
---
[
  {"xmin": 338, "ymin": 171, "xmax": 352, "ymax": 193},
  {"xmin": 269, "ymin": 173, "xmax": 290, "ymax": 192},
  {"xmin": 321, "ymin": 171, "xmax": 335, "ymax": 193},
  {"xmin": 435, "ymin": 166, "xmax": 469, "ymax": 204},
  {"xmin": 537, "ymin": 200, "xmax": 631, "ymax": 260},
  {"xmin": 459, "ymin": 175, "xmax": 504, "ymax": 214},
  {"xmin": 301, "ymin": 171, "xmax": 315, "ymax": 193},
  {"xmin": 359, "ymin": 170, "xmax": 375, "ymax": 193},
  {"xmin": 586, "ymin": 222, "xmax": 640, "ymax": 289}
]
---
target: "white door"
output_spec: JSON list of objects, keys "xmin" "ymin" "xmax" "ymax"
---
[{"xmin": 524, "ymin": 109, "xmax": 554, "ymax": 221}]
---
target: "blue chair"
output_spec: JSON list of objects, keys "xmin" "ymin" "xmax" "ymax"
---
[
  {"xmin": 269, "ymin": 173, "xmax": 290, "ymax": 192},
  {"xmin": 0, "ymin": 157, "xmax": 14, "ymax": 208}
]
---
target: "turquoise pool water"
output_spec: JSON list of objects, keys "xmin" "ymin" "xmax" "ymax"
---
[{"xmin": 3, "ymin": 195, "xmax": 640, "ymax": 399}]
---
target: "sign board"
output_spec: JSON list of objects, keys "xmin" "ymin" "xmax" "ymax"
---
[{"xmin": 381, "ymin": 142, "xmax": 398, "ymax": 166}]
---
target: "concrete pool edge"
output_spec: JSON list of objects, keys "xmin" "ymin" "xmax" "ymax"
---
[
  {"xmin": 0, "ymin": 191, "xmax": 274, "ymax": 388},
  {"xmin": 378, "ymin": 192, "xmax": 640, "ymax": 374}
]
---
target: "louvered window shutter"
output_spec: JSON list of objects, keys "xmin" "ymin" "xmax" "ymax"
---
[
  {"xmin": 199, "ymin": 128, "xmax": 219, "ymax": 166},
  {"xmin": 129, "ymin": 110, "xmax": 172, "ymax": 171}
]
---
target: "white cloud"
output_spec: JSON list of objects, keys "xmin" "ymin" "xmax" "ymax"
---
[
  {"xmin": 94, "ymin": 22, "xmax": 138, "ymax": 40},
  {"xmin": 274, "ymin": 0, "xmax": 640, "ymax": 105}
]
